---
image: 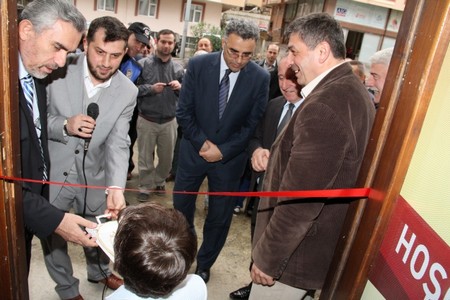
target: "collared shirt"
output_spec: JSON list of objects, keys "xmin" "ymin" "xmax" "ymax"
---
[
  {"xmin": 301, "ymin": 61, "xmax": 346, "ymax": 99},
  {"xmin": 277, "ymin": 98, "xmax": 305, "ymax": 127},
  {"xmin": 220, "ymin": 52, "xmax": 240, "ymax": 101},
  {"xmin": 264, "ymin": 59, "xmax": 276, "ymax": 72},
  {"xmin": 83, "ymin": 56, "xmax": 112, "ymax": 98},
  {"xmin": 18, "ymin": 54, "xmax": 41, "ymax": 137}
]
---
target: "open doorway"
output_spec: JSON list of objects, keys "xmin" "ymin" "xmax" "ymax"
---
[{"xmin": 345, "ymin": 30, "xmax": 364, "ymax": 60}]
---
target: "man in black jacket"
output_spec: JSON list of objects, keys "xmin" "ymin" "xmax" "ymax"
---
[
  {"xmin": 258, "ymin": 43, "xmax": 282, "ymax": 101},
  {"xmin": 18, "ymin": 0, "xmax": 97, "ymax": 271}
]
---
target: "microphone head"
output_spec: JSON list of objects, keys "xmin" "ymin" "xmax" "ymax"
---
[{"xmin": 87, "ymin": 103, "xmax": 99, "ymax": 120}]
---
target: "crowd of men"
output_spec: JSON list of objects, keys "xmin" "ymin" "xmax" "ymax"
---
[{"xmin": 15, "ymin": 0, "xmax": 393, "ymax": 299}]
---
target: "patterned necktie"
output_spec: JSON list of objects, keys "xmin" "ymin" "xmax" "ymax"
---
[
  {"xmin": 22, "ymin": 75, "xmax": 48, "ymax": 181},
  {"xmin": 276, "ymin": 103, "xmax": 295, "ymax": 136},
  {"xmin": 22, "ymin": 74, "xmax": 35, "ymax": 114},
  {"xmin": 218, "ymin": 69, "xmax": 231, "ymax": 119}
]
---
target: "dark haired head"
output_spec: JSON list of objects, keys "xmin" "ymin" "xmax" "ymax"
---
[
  {"xmin": 86, "ymin": 16, "xmax": 129, "ymax": 49},
  {"xmin": 285, "ymin": 13, "xmax": 346, "ymax": 59},
  {"xmin": 157, "ymin": 29, "xmax": 176, "ymax": 40},
  {"xmin": 224, "ymin": 18, "xmax": 260, "ymax": 42},
  {"xmin": 114, "ymin": 202, "xmax": 197, "ymax": 297}
]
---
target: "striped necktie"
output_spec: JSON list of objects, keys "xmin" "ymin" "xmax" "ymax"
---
[
  {"xmin": 22, "ymin": 74, "xmax": 35, "ymax": 114},
  {"xmin": 21, "ymin": 75, "xmax": 48, "ymax": 181},
  {"xmin": 218, "ymin": 69, "xmax": 231, "ymax": 119},
  {"xmin": 276, "ymin": 103, "xmax": 295, "ymax": 137}
]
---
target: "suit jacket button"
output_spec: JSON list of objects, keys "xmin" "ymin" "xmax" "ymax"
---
[
  {"xmin": 75, "ymin": 150, "xmax": 80, "ymax": 154},
  {"xmin": 63, "ymin": 172, "xmax": 68, "ymax": 176}
]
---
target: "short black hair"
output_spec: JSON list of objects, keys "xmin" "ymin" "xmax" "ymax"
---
[{"xmin": 86, "ymin": 16, "xmax": 129, "ymax": 47}]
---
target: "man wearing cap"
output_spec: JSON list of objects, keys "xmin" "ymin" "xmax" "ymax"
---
[{"xmin": 120, "ymin": 22, "xmax": 151, "ymax": 180}]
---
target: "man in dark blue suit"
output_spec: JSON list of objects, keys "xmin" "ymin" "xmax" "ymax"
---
[{"xmin": 174, "ymin": 19, "xmax": 269, "ymax": 283}]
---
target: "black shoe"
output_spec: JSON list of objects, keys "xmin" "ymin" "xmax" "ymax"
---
[
  {"xmin": 229, "ymin": 282, "xmax": 252, "ymax": 299},
  {"xmin": 195, "ymin": 267, "xmax": 210, "ymax": 283}
]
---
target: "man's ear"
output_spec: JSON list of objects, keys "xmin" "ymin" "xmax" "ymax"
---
[
  {"xmin": 18, "ymin": 19, "xmax": 34, "ymax": 41},
  {"xmin": 316, "ymin": 41, "xmax": 331, "ymax": 64},
  {"xmin": 83, "ymin": 37, "xmax": 88, "ymax": 52}
]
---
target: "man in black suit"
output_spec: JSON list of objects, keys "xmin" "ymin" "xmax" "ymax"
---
[
  {"xmin": 258, "ymin": 43, "xmax": 282, "ymax": 101},
  {"xmin": 173, "ymin": 19, "xmax": 269, "ymax": 283},
  {"xmin": 18, "ymin": 0, "xmax": 97, "ymax": 270},
  {"xmin": 229, "ymin": 55, "xmax": 304, "ymax": 299}
]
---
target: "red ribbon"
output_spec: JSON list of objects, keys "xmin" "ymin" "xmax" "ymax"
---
[{"xmin": 1, "ymin": 175, "xmax": 370, "ymax": 198}]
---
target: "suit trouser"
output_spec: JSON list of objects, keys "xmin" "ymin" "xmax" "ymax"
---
[
  {"xmin": 137, "ymin": 116, "xmax": 177, "ymax": 193},
  {"xmin": 41, "ymin": 171, "xmax": 110, "ymax": 299},
  {"xmin": 173, "ymin": 147, "xmax": 242, "ymax": 269}
]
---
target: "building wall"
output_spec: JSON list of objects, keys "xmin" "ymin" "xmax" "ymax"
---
[{"xmin": 75, "ymin": 0, "xmax": 223, "ymax": 37}]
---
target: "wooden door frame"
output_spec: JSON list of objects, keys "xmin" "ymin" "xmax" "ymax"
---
[
  {"xmin": 322, "ymin": 0, "xmax": 450, "ymax": 298},
  {"xmin": 0, "ymin": 0, "xmax": 29, "ymax": 299}
]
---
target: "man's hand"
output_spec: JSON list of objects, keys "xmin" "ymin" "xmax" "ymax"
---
[
  {"xmin": 199, "ymin": 140, "xmax": 223, "ymax": 162},
  {"xmin": 167, "ymin": 80, "xmax": 181, "ymax": 91},
  {"xmin": 54, "ymin": 213, "xmax": 98, "ymax": 247},
  {"xmin": 251, "ymin": 148, "xmax": 270, "ymax": 172},
  {"xmin": 151, "ymin": 82, "xmax": 167, "ymax": 94},
  {"xmin": 66, "ymin": 114, "xmax": 96, "ymax": 137},
  {"xmin": 105, "ymin": 187, "xmax": 126, "ymax": 219},
  {"xmin": 251, "ymin": 263, "xmax": 275, "ymax": 286}
]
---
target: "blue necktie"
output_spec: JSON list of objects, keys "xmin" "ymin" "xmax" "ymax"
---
[
  {"xmin": 22, "ymin": 75, "xmax": 48, "ymax": 181},
  {"xmin": 218, "ymin": 69, "xmax": 231, "ymax": 119}
]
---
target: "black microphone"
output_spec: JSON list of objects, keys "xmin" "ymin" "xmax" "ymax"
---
[{"xmin": 84, "ymin": 103, "xmax": 99, "ymax": 151}]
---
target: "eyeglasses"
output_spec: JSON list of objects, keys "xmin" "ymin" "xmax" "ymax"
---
[{"xmin": 224, "ymin": 43, "xmax": 253, "ymax": 60}]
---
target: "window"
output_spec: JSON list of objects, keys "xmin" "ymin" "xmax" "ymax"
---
[
  {"xmin": 97, "ymin": 0, "xmax": 116, "ymax": 12},
  {"xmin": 182, "ymin": 2, "xmax": 204, "ymax": 23},
  {"xmin": 138, "ymin": 0, "xmax": 158, "ymax": 17}
]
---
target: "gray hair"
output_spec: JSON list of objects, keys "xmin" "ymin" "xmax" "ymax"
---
[
  {"xmin": 224, "ymin": 19, "xmax": 260, "ymax": 42},
  {"xmin": 20, "ymin": 0, "xmax": 86, "ymax": 34},
  {"xmin": 370, "ymin": 47, "xmax": 393, "ymax": 66},
  {"xmin": 285, "ymin": 13, "xmax": 346, "ymax": 59}
]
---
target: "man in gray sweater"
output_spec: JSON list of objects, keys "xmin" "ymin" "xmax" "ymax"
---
[{"xmin": 136, "ymin": 29, "xmax": 184, "ymax": 201}]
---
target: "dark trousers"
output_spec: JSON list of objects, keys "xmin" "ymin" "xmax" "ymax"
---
[
  {"xmin": 128, "ymin": 106, "xmax": 138, "ymax": 173},
  {"xmin": 173, "ymin": 145, "xmax": 243, "ymax": 269}
]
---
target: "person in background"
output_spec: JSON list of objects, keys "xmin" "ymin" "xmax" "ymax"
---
[
  {"xmin": 348, "ymin": 60, "xmax": 366, "ymax": 83},
  {"xmin": 365, "ymin": 47, "xmax": 394, "ymax": 109},
  {"xmin": 119, "ymin": 22, "xmax": 151, "ymax": 180},
  {"xmin": 197, "ymin": 37, "xmax": 213, "ymax": 53},
  {"xmin": 107, "ymin": 202, "xmax": 207, "ymax": 300},
  {"xmin": 348, "ymin": 59, "xmax": 376, "ymax": 105},
  {"xmin": 136, "ymin": 29, "xmax": 184, "ymax": 201},
  {"xmin": 173, "ymin": 19, "xmax": 269, "ymax": 284},
  {"xmin": 42, "ymin": 16, "xmax": 138, "ymax": 300},
  {"xmin": 17, "ymin": 0, "xmax": 97, "ymax": 272},
  {"xmin": 229, "ymin": 55, "xmax": 304, "ymax": 300},
  {"xmin": 250, "ymin": 13, "xmax": 375, "ymax": 299},
  {"xmin": 257, "ymin": 43, "xmax": 282, "ymax": 100}
]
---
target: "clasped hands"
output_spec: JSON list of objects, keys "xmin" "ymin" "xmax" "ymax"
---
[{"xmin": 199, "ymin": 140, "xmax": 223, "ymax": 162}]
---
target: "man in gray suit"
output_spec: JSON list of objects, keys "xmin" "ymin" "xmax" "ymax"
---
[{"xmin": 42, "ymin": 17, "xmax": 138, "ymax": 300}]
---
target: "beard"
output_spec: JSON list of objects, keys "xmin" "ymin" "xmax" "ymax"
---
[{"xmin": 86, "ymin": 58, "xmax": 117, "ymax": 83}]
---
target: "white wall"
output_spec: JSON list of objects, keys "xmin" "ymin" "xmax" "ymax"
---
[{"xmin": 76, "ymin": 0, "xmax": 223, "ymax": 36}]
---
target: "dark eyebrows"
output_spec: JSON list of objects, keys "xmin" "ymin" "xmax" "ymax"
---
[{"xmin": 229, "ymin": 46, "xmax": 252, "ymax": 56}]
